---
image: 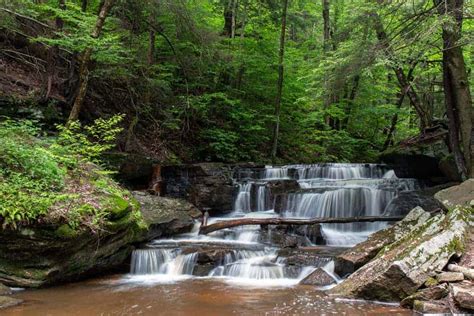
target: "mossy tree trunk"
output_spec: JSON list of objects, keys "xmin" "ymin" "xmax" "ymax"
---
[{"xmin": 435, "ymin": 0, "xmax": 473, "ymax": 179}]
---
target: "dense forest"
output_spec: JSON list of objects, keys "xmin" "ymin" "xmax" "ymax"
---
[
  {"xmin": 0, "ymin": 1, "xmax": 473, "ymax": 314},
  {"xmin": 1, "ymin": 0, "xmax": 471, "ymax": 172}
]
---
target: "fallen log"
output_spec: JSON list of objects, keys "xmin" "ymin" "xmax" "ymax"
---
[
  {"xmin": 447, "ymin": 264, "xmax": 474, "ymax": 280},
  {"xmin": 199, "ymin": 215, "xmax": 405, "ymax": 235}
]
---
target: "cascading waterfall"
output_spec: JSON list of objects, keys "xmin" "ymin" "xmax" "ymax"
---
[
  {"xmin": 130, "ymin": 163, "xmax": 420, "ymax": 285},
  {"xmin": 210, "ymin": 250, "xmax": 285, "ymax": 280},
  {"xmin": 234, "ymin": 183, "xmax": 252, "ymax": 213},
  {"xmin": 131, "ymin": 249, "xmax": 197, "ymax": 276}
]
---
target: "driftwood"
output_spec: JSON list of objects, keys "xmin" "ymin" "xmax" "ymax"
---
[
  {"xmin": 448, "ymin": 264, "xmax": 474, "ymax": 280},
  {"xmin": 199, "ymin": 215, "xmax": 405, "ymax": 235}
]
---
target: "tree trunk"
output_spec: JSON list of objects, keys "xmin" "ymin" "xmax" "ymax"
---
[
  {"xmin": 271, "ymin": 0, "xmax": 288, "ymax": 163},
  {"xmin": 435, "ymin": 0, "xmax": 473, "ymax": 178},
  {"xmin": 230, "ymin": 0, "xmax": 237, "ymax": 39},
  {"xmin": 199, "ymin": 215, "xmax": 405, "ymax": 235},
  {"xmin": 81, "ymin": 0, "xmax": 88, "ymax": 12},
  {"xmin": 67, "ymin": 0, "xmax": 115, "ymax": 122},
  {"xmin": 322, "ymin": 0, "xmax": 330, "ymax": 51},
  {"xmin": 223, "ymin": 0, "xmax": 233, "ymax": 37},
  {"xmin": 383, "ymin": 92, "xmax": 406, "ymax": 150},
  {"xmin": 371, "ymin": 10, "xmax": 431, "ymax": 131}
]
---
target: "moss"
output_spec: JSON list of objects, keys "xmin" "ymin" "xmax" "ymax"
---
[
  {"xmin": 55, "ymin": 224, "xmax": 78, "ymax": 238},
  {"xmin": 424, "ymin": 277, "xmax": 438, "ymax": 287},
  {"xmin": 105, "ymin": 195, "xmax": 131, "ymax": 220}
]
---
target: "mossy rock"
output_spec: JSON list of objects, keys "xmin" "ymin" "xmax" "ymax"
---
[
  {"xmin": 55, "ymin": 224, "xmax": 78, "ymax": 239},
  {"xmin": 330, "ymin": 206, "xmax": 471, "ymax": 302},
  {"xmin": 106, "ymin": 195, "xmax": 132, "ymax": 220}
]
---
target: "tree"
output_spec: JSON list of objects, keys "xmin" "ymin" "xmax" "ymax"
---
[
  {"xmin": 435, "ymin": 0, "xmax": 473, "ymax": 179},
  {"xmin": 271, "ymin": 0, "xmax": 289, "ymax": 163},
  {"xmin": 371, "ymin": 8, "xmax": 432, "ymax": 131},
  {"xmin": 67, "ymin": 0, "xmax": 115, "ymax": 122}
]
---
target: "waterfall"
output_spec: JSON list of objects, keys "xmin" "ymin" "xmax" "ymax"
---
[
  {"xmin": 283, "ymin": 188, "xmax": 395, "ymax": 218},
  {"xmin": 234, "ymin": 183, "xmax": 252, "ymax": 213},
  {"xmin": 256, "ymin": 185, "xmax": 270, "ymax": 211},
  {"xmin": 210, "ymin": 250, "xmax": 285, "ymax": 280},
  {"xmin": 131, "ymin": 249, "xmax": 197, "ymax": 276},
  {"xmin": 262, "ymin": 167, "xmax": 289, "ymax": 180},
  {"xmin": 130, "ymin": 163, "xmax": 420, "ymax": 285},
  {"xmin": 292, "ymin": 163, "xmax": 386, "ymax": 180}
]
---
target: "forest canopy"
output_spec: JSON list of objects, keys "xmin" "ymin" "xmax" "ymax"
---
[{"xmin": 0, "ymin": 0, "xmax": 472, "ymax": 171}]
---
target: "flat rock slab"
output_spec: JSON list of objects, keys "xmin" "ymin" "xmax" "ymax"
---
[
  {"xmin": 451, "ymin": 281, "xmax": 474, "ymax": 311},
  {"xmin": 437, "ymin": 272, "xmax": 464, "ymax": 283},
  {"xmin": 334, "ymin": 207, "xmax": 431, "ymax": 276},
  {"xmin": 435, "ymin": 179, "xmax": 474, "ymax": 208},
  {"xmin": 330, "ymin": 206, "xmax": 470, "ymax": 301},
  {"xmin": 0, "ymin": 296, "xmax": 23, "ymax": 309}
]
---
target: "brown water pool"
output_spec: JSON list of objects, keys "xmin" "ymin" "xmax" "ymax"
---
[{"xmin": 4, "ymin": 275, "xmax": 412, "ymax": 316}]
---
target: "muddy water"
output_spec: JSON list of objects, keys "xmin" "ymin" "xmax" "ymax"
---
[{"xmin": 5, "ymin": 276, "xmax": 411, "ymax": 316}]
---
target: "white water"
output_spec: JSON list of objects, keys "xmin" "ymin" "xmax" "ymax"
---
[{"xmin": 130, "ymin": 163, "xmax": 419, "ymax": 285}]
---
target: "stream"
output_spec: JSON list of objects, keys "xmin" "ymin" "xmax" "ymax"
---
[{"xmin": 5, "ymin": 163, "xmax": 419, "ymax": 315}]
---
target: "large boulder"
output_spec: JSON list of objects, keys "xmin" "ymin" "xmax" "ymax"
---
[
  {"xmin": 334, "ymin": 207, "xmax": 432, "ymax": 276},
  {"xmin": 383, "ymin": 191, "xmax": 445, "ymax": 216},
  {"xmin": 435, "ymin": 179, "xmax": 474, "ymax": 208},
  {"xmin": 133, "ymin": 191, "xmax": 201, "ymax": 240},
  {"xmin": 161, "ymin": 163, "xmax": 236, "ymax": 215},
  {"xmin": 0, "ymin": 193, "xmax": 199, "ymax": 288},
  {"xmin": 379, "ymin": 126, "xmax": 454, "ymax": 181},
  {"xmin": 330, "ymin": 206, "xmax": 471, "ymax": 301}
]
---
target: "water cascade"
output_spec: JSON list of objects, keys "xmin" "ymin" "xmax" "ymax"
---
[{"xmin": 130, "ymin": 163, "xmax": 419, "ymax": 286}]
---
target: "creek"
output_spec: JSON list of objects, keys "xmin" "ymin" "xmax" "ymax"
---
[{"xmin": 5, "ymin": 163, "xmax": 420, "ymax": 315}]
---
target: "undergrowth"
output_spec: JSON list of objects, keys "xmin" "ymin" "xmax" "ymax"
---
[{"xmin": 0, "ymin": 115, "xmax": 141, "ymax": 231}]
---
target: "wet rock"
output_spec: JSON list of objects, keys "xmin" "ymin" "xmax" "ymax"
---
[
  {"xmin": 436, "ymin": 272, "xmax": 464, "ymax": 283},
  {"xmin": 330, "ymin": 206, "xmax": 470, "ymax": 301},
  {"xmin": 0, "ymin": 296, "xmax": 23, "ymax": 309},
  {"xmin": 383, "ymin": 191, "xmax": 445, "ymax": 217},
  {"xmin": 300, "ymin": 268, "xmax": 336, "ymax": 286},
  {"xmin": 450, "ymin": 281, "xmax": 474, "ymax": 311},
  {"xmin": 435, "ymin": 179, "xmax": 474, "ymax": 208},
  {"xmin": 133, "ymin": 191, "xmax": 201, "ymax": 240},
  {"xmin": 0, "ymin": 284, "xmax": 11, "ymax": 295},
  {"xmin": 334, "ymin": 207, "xmax": 431, "ymax": 276},
  {"xmin": 260, "ymin": 229, "xmax": 309, "ymax": 248},
  {"xmin": 279, "ymin": 249, "xmax": 331, "ymax": 268},
  {"xmin": 413, "ymin": 299, "xmax": 450, "ymax": 314},
  {"xmin": 400, "ymin": 284, "xmax": 449, "ymax": 308},
  {"xmin": 192, "ymin": 263, "xmax": 215, "ymax": 277},
  {"xmin": 266, "ymin": 180, "xmax": 300, "ymax": 197},
  {"xmin": 288, "ymin": 224, "xmax": 326, "ymax": 245},
  {"xmin": 161, "ymin": 163, "xmax": 235, "ymax": 215}
]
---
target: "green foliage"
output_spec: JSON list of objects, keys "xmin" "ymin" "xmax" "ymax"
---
[
  {"xmin": 0, "ymin": 117, "xmax": 136, "ymax": 230},
  {"xmin": 1, "ymin": 0, "xmax": 472, "ymax": 164},
  {"xmin": 51, "ymin": 115, "xmax": 124, "ymax": 167}
]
